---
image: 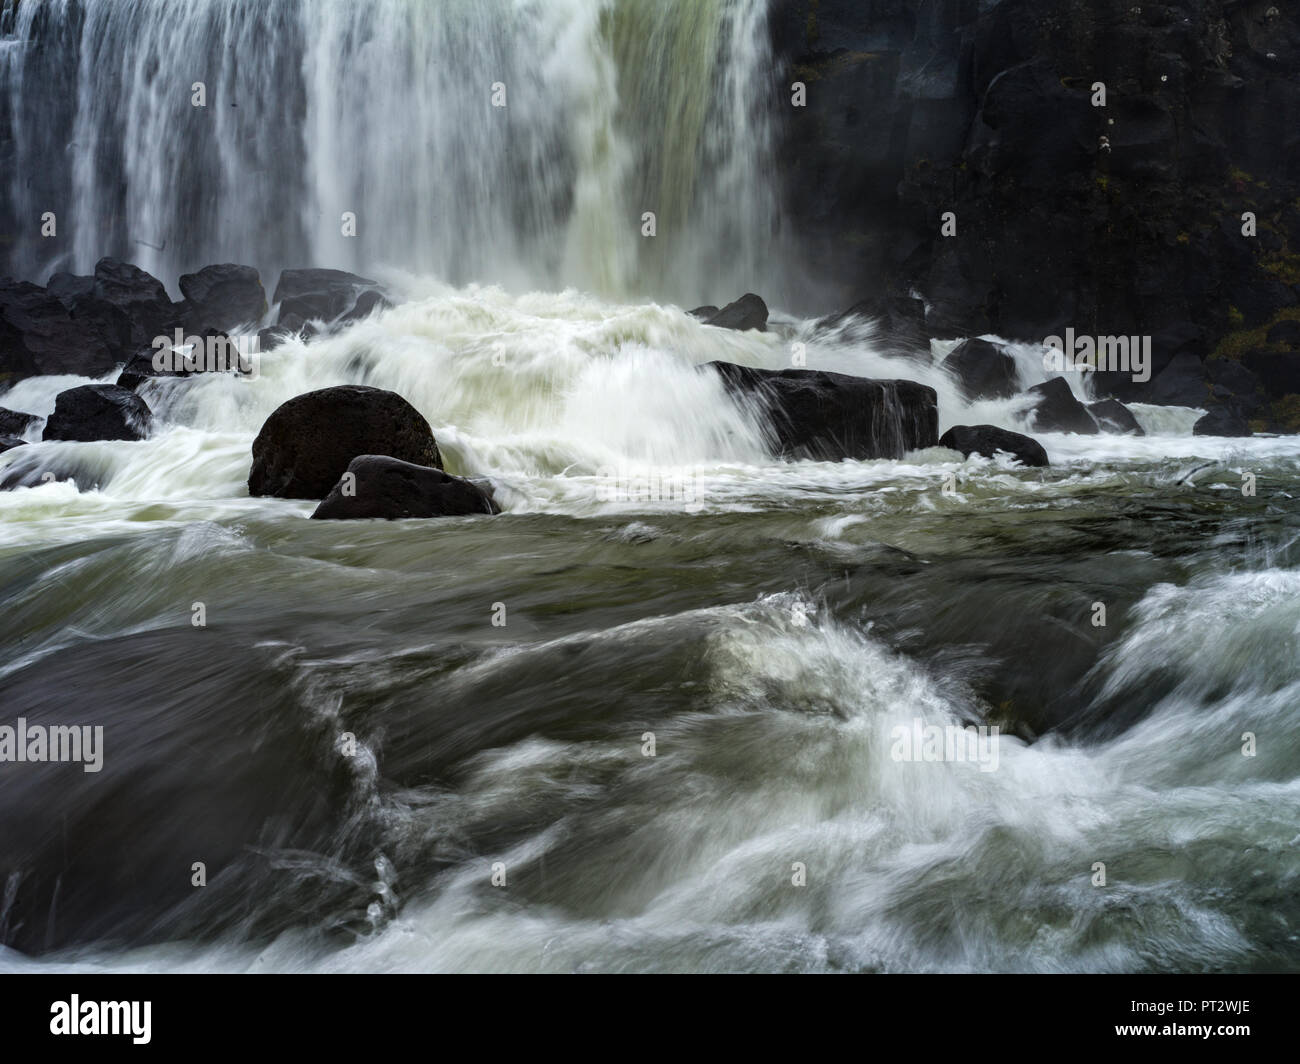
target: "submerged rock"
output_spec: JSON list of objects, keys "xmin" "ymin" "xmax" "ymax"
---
[
  {"xmin": 943, "ymin": 338, "xmax": 1019, "ymax": 400},
  {"xmin": 248, "ymin": 385, "xmax": 442, "ymax": 499},
  {"xmin": 703, "ymin": 294, "xmax": 768, "ymax": 332},
  {"xmin": 311, "ymin": 455, "xmax": 498, "ymax": 520},
  {"xmin": 1086, "ymin": 398, "xmax": 1144, "ymax": 436},
  {"xmin": 938, "ymin": 424, "xmax": 1049, "ymax": 467},
  {"xmin": 707, "ymin": 361, "xmax": 938, "ymax": 461},
  {"xmin": 42, "ymin": 384, "xmax": 152, "ymax": 442},
  {"xmin": 1025, "ymin": 377, "xmax": 1099, "ymax": 434}
]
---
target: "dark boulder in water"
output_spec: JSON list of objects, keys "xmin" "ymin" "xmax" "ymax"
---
[
  {"xmin": 1025, "ymin": 377, "xmax": 1099, "ymax": 434},
  {"xmin": 943, "ymin": 338, "xmax": 1019, "ymax": 400},
  {"xmin": 704, "ymin": 293, "xmax": 768, "ymax": 332},
  {"xmin": 0, "ymin": 279, "xmax": 117, "ymax": 381},
  {"xmin": 1193, "ymin": 406, "xmax": 1252, "ymax": 437},
  {"xmin": 1086, "ymin": 398, "xmax": 1144, "ymax": 436},
  {"xmin": 820, "ymin": 293, "xmax": 931, "ymax": 350},
  {"xmin": 249, "ymin": 385, "xmax": 442, "ymax": 499},
  {"xmin": 177, "ymin": 263, "xmax": 267, "ymax": 332},
  {"xmin": 939, "ymin": 424, "xmax": 1049, "ymax": 467},
  {"xmin": 42, "ymin": 384, "xmax": 152, "ymax": 442},
  {"xmin": 311, "ymin": 455, "xmax": 498, "ymax": 520},
  {"xmin": 688, "ymin": 305, "xmax": 719, "ymax": 320},
  {"xmin": 91, "ymin": 257, "xmax": 180, "ymax": 350},
  {"xmin": 0, "ymin": 435, "xmax": 26, "ymax": 454},
  {"xmin": 0, "ymin": 407, "xmax": 42, "ymax": 437},
  {"xmin": 272, "ymin": 268, "xmax": 387, "ymax": 325},
  {"xmin": 707, "ymin": 361, "xmax": 938, "ymax": 461}
]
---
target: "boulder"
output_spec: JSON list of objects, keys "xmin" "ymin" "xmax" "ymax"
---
[
  {"xmin": 311, "ymin": 455, "xmax": 498, "ymax": 520},
  {"xmin": 688, "ymin": 306, "xmax": 719, "ymax": 320},
  {"xmin": 1148, "ymin": 353, "xmax": 1211, "ymax": 407},
  {"xmin": 272, "ymin": 269, "xmax": 386, "ymax": 325},
  {"xmin": 1086, "ymin": 398, "xmax": 1144, "ymax": 436},
  {"xmin": 92, "ymin": 258, "xmax": 179, "ymax": 349},
  {"xmin": 704, "ymin": 294, "xmax": 768, "ymax": 332},
  {"xmin": 0, "ymin": 280, "xmax": 117, "ymax": 382},
  {"xmin": 178, "ymin": 264, "xmax": 267, "ymax": 331},
  {"xmin": 248, "ymin": 385, "xmax": 442, "ymax": 499},
  {"xmin": 0, "ymin": 407, "xmax": 42, "ymax": 437},
  {"xmin": 819, "ymin": 294, "xmax": 931, "ymax": 349},
  {"xmin": 1024, "ymin": 377, "xmax": 1099, "ymax": 434},
  {"xmin": 42, "ymin": 384, "xmax": 152, "ymax": 442},
  {"xmin": 943, "ymin": 338, "xmax": 1019, "ymax": 400},
  {"xmin": 0, "ymin": 436, "xmax": 26, "ymax": 454},
  {"xmin": 706, "ymin": 361, "xmax": 938, "ymax": 461},
  {"xmin": 938, "ymin": 424, "xmax": 1049, "ymax": 467},
  {"xmin": 1193, "ymin": 406, "xmax": 1252, "ymax": 437}
]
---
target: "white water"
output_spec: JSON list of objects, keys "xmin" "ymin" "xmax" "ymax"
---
[
  {"xmin": 5, "ymin": 574, "xmax": 1298, "ymax": 973},
  {"xmin": 1, "ymin": 0, "xmax": 784, "ymax": 305}
]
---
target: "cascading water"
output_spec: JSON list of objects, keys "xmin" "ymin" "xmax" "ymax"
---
[{"xmin": 0, "ymin": 0, "xmax": 782, "ymax": 304}]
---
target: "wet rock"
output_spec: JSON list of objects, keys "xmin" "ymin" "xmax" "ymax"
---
[
  {"xmin": 311, "ymin": 455, "xmax": 498, "ymax": 520},
  {"xmin": 1086, "ymin": 398, "xmax": 1145, "ymax": 436},
  {"xmin": 938, "ymin": 424, "xmax": 1049, "ymax": 467},
  {"xmin": 704, "ymin": 294, "xmax": 768, "ymax": 332},
  {"xmin": 1024, "ymin": 377, "xmax": 1099, "ymax": 434},
  {"xmin": 42, "ymin": 384, "xmax": 153, "ymax": 442},
  {"xmin": 248, "ymin": 385, "xmax": 442, "ymax": 499},
  {"xmin": 0, "ymin": 279, "xmax": 117, "ymax": 382},
  {"xmin": 1148, "ymin": 353, "xmax": 1211, "ymax": 407},
  {"xmin": 707, "ymin": 361, "xmax": 938, "ymax": 460},
  {"xmin": 688, "ymin": 306, "xmax": 719, "ymax": 320},
  {"xmin": 92, "ymin": 258, "xmax": 179, "ymax": 350},
  {"xmin": 272, "ymin": 268, "xmax": 386, "ymax": 325},
  {"xmin": 0, "ymin": 407, "xmax": 42, "ymax": 437},
  {"xmin": 1193, "ymin": 406, "xmax": 1253, "ymax": 437},
  {"xmin": 944, "ymin": 338, "xmax": 1019, "ymax": 400},
  {"xmin": 177, "ymin": 264, "xmax": 267, "ymax": 331},
  {"xmin": 0, "ymin": 435, "xmax": 26, "ymax": 454}
]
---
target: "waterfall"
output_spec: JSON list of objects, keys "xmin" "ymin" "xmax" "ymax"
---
[{"xmin": 0, "ymin": 0, "xmax": 781, "ymax": 305}]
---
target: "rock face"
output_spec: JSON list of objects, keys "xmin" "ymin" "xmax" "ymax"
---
[
  {"xmin": 42, "ymin": 384, "xmax": 152, "ymax": 442},
  {"xmin": 939, "ymin": 424, "xmax": 1049, "ymax": 467},
  {"xmin": 944, "ymin": 338, "xmax": 1019, "ymax": 400},
  {"xmin": 0, "ymin": 407, "xmax": 41, "ymax": 437},
  {"xmin": 311, "ymin": 455, "xmax": 498, "ymax": 520},
  {"xmin": 707, "ymin": 361, "xmax": 938, "ymax": 460},
  {"xmin": 1087, "ymin": 398, "xmax": 1145, "ymax": 436},
  {"xmin": 272, "ymin": 269, "xmax": 388, "ymax": 325},
  {"xmin": 769, "ymin": 0, "xmax": 1300, "ymax": 414},
  {"xmin": 248, "ymin": 385, "xmax": 442, "ymax": 499},
  {"xmin": 703, "ymin": 294, "xmax": 769, "ymax": 332},
  {"xmin": 178, "ymin": 264, "xmax": 266, "ymax": 331},
  {"xmin": 1025, "ymin": 377, "xmax": 1100, "ymax": 434},
  {"xmin": 0, "ymin": 435, "xmax": 26, "ymax": 454}
]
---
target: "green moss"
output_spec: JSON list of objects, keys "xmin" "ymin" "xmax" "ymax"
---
[
  {"xmin": 1228, "ymin": 305, "xmax": 1245, "ymax": 327},
  {"xmin": 1267, "ymin": 395, "xmax": 1300, "ymax": 433},
  {"xmin": 1210, "ymin": 306, "xmax": 1300, "ymax": 361}
]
